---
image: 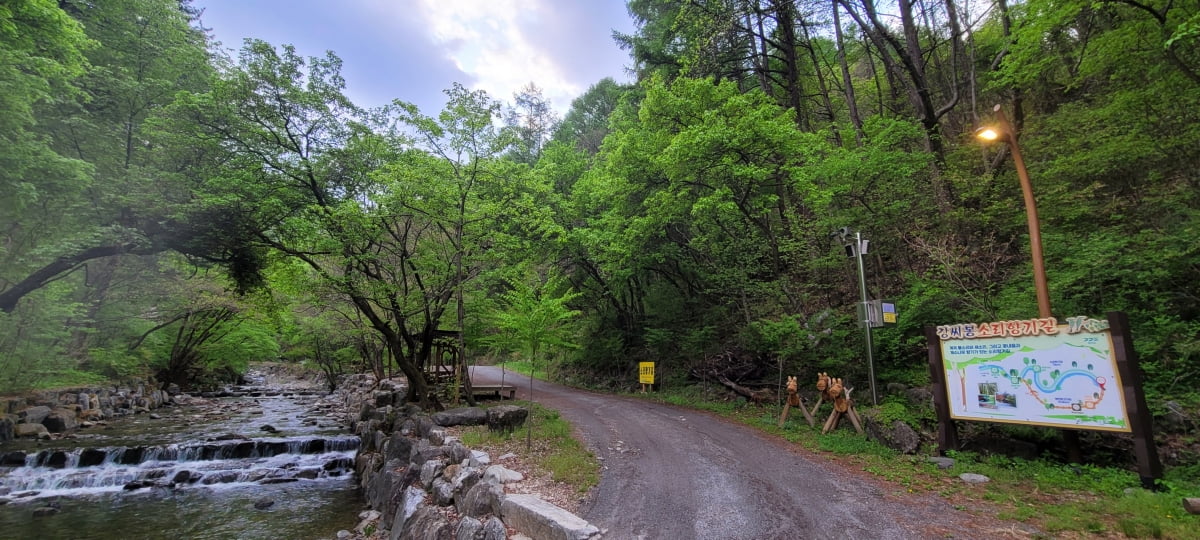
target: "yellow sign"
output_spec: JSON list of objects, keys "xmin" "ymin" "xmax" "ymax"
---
[
  {"xmin": 883, "ymin": 312, "xmax": 897, "ymax": 324},
  {"xmin": 638, "ymin": 362, "xmax": 656, "ymax": 384}
]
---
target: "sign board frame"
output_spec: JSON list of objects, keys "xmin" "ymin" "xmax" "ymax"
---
[{"xmin": 927, "ymin": 312, "xmax": 1161, "ymax": 488}]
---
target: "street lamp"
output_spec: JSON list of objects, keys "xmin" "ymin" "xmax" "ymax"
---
[
  {"xmin": 977, "ymin": 104, "xmax": 1081, "ymax": 461},
  {"xmin": 976, "ymin": 104, "xmax": 1052, "ymax": 320}
]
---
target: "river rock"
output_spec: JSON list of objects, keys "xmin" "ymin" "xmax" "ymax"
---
[
  {"xmin": 294, "ymin": 468, "xmax": 320, "ymax": 480},
  {"xmin": 254, "ymin": 498, "xmax": 275, "ymax": 510},
  {"xmin": 260, "ymin": 424, "xmax": 279, "ymax": 433},
  {"xmin": 486, "ymin": 405, "xmax": 527, "ymax": 434},
  {"xmin": 15, "ymin": 423, "xmax": 49, "ymax": 439},
  {"xmin": 42, "ymin": 408, "xmax": 79, "ymax": 433},
  {"xmin": 1, "ymin": 451, "xmax": 26, "ymax": 466},
  {"xmin": 33, "ymin": 506, "xmax": 60, "ymax": 517},
  {"xmin": 0, "ymin": 415, "xmax": 13, "ymax": 442},
  {"xmin": 202, "ymin": 471, "xmax": 241, "ymax": 485},
  {"xmin": 431, "ymin": 407, "xmax": 487, "ymax": 427}
]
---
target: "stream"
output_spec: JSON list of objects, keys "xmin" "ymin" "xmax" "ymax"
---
[{"xmin": 0, "ymin": 370, "xmax": 364, "ymax": 539}]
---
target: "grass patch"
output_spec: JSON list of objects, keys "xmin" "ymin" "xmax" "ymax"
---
[
  {"xmin": 638, "ymin": 384, "xmax": 1200, "ymax": 539},
  {"xmin": 458, "ymin": 401, "xmax": 599, "ymax": 494}
]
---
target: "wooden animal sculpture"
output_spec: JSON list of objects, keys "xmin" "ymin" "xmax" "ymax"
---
[
  {"xmin": 809, "ymin": 372, "xmax": 832, "ymax": 418},
  {"xmin": 821, "ymin": 378, "xmax": 864, "ymax": 434},
  {"xmin": 779, "ymin": 376, "xmax": 815, "ymax": 427}
]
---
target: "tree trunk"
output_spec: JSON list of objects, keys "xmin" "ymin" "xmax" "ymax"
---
[
  {"xmin": 0, "ymin": 243, "xmax": 155, "ymax": 313},
  {"xmin": 833, "ymin": 0, "xmax": 865, "ymax": 145}
]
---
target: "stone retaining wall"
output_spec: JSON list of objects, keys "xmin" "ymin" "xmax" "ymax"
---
[
  {"xmin": 1, "ymin": 379, "xmax": 171, "ymax": 442},
  {"xmin": 336, "ymin": 374, "xmax": 602, "ymax": 540}
]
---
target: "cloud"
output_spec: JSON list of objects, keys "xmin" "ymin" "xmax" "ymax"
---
[{"xmin": 195, "ymin": 0, "xmax": 632, "ymax": 117}]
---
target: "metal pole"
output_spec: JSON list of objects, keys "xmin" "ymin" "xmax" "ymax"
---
[{"xmin": 855, "ymin": 232, "xmax": 878, "ymax": 406}]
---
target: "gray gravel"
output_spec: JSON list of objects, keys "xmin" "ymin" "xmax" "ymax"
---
[{"xmin": 471, "ymin": 366, "xmax": 1019, "ymax": 540}]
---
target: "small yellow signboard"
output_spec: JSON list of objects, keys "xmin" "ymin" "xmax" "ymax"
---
[{"xmin": 638, "ymin": 362, "xmax": 656, "ymax": 385}]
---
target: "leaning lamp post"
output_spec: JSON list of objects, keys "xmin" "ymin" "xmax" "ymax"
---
[
  {"xmin": 976, "ymin": 104, "xmax": 1052, "ymax": 320},
  {"xmin": 978, "ymin": 104, "xmax": 1082, "ymax": 461}
]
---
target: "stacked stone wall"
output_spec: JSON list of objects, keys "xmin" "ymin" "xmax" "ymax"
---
[{"xmin": 336, "ymin": 374, "xmax": 601, "ymax": 540}]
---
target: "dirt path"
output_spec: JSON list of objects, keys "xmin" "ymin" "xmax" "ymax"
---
[{"xmin": 471, "ymin": 366, "xmax": 1020, "ymax": 540}]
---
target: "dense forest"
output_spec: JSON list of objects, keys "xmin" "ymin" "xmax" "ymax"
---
[{"xmin": 2, "ymin": 0, "xmax": 1197, "ymax": 436}]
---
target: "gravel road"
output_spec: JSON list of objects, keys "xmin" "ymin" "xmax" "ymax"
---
[{"xmin": 471, "ymin": 366, "xmax": 1016, "ymax": 540}]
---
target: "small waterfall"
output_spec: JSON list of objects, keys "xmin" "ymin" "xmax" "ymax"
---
[{"xmin": 0, "ymin": 436, "xmax": 359, "ymax": 498}]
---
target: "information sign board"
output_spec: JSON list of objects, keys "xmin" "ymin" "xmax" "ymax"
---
[{"xmin": 936, "ymin": 316, "xmax": 1130, "ymax": 432}]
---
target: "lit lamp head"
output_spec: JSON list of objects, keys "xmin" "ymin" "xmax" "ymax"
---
[
  {"xmin": 976, "ymin": 104, "xmax": 1012, "ymax": 143},
  {"xmin": 975, "ymin": 127, "xmax": 1002, "ymax": 142}
]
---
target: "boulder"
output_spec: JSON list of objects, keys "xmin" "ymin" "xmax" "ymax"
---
[
  {"xmin": 42, "ymin": 408, "xmax": 79, "ymax": 433},
  {"xmin": 927, "ymin": 457, "xmax": 955, "ymax": 470},
  {"xmin": 1183, "ymin": 498, "xmax": 1200, "ymax": 515},
  {"xmin": 14, "ymin": 423, "xmax": 49, "ymax": 440},
  {"xmin": 486, "ymin": 405, "xmax": 528, "ymax": 434},
  {"xmin": 18, "ymin": 406, "xmax": 52, "ymax": 425},
  {"xmin": 863, "ymin": 417, "xmax": 921, "ymax": 454},
  {"xmin": 469, "ymin": 450, "xmax": 491, "ymax": 467},
  {"xmin": 389, "ymin": 485, "xmax": 428, "ymax": 540},
  {"xmin": 1, "ymin": 451, "xmax": 26, "ymax": 466},
  {"xmin": 399, "ymin": 505, "xmax": 454, "ymax": 540},
  {"xmin": 431, "ymin": 477, "xmax": 455, "ymax": 506},
  {"xmin": 1157, "ymin": 401, "xmax": 1191, "ymax": 433},
  {"xmin": 412, "ymin": 440, "xmax": 450, "ymax": 466},
  {"xmin": 420, "ymin": 459, "xmax": 447, "ymax": 489},
  {"xmin": 458, "ymin": 475, "xmax": 504, "ymax": 518},
  {"xmin": 501, "ymin": 494, "xmax": 600, "ymax": 540},
  {"xmin": 959, "ymin": 473, "xmax": 990, "ymax": 484},
  {"xmin": 484, "ymin": 465, "xmax": 525, "ymax": 484},
  {"xmin": 431, "ymin": 407, "xmax": 488, "ymax": 427},
  {"xmin": 904, "ymin": 387, "xmax": 933, "ymax": 408},
  {"xmin": 480, "ymin": 517, "xmax": 507, "ymax": 540},
  {"xmin": 455, "ymin": 516, "xmax": 483, "ymax": 540},
  {"xmin": 386, "ymin": 433, "xmax": 415, "ymax": 463}
]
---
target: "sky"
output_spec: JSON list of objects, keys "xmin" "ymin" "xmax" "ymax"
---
[{"xmin": 193, "ymin": 0, "xmax": 637, "ymax": 118}]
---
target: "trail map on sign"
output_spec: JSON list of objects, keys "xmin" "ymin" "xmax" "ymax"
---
[{"xmin": 940, "ymin": 321, "xmax": 1130, "ymax": 432}]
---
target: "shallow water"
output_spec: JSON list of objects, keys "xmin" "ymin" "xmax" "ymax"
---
[{"xmin": 0, "ymin": 381, "xmax": 364, "ymax": 540}]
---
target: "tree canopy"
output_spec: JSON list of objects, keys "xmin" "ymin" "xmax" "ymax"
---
[{"xmin": 1, "ymin": 0, "xmax": 1196, "ymax": 423}]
